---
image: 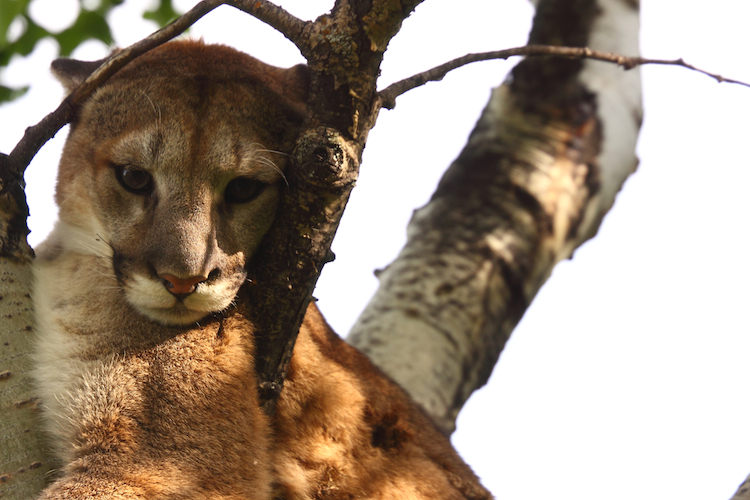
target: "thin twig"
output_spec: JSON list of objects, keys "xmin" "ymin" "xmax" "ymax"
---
[
  {"xmin": 4, "ymin": 0, "xmax": 307, "ymax": 184},
  {"xmin": 378, "ymin": 44, "xmax": 750, "ymax": 109},
  {"xmin": 230, "ymin": 0, "xmax": 308, "ymax": 48},
  {"xmin": 5, "ymin": 0, "xmax": 228, "ymax": 183}
]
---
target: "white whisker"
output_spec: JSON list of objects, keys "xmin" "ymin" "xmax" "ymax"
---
[
  {"xmin": 254, "ymin": 148, "xmax": 289, "ymax": 157},
  {"xmin": 257, "ymin": 155, "xmax": 289, "ymax": 186},
  {"xmin": 139, "ymin": 90, "xmax": 162, "ymax": 126}
]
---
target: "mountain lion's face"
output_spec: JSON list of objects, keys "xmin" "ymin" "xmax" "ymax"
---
[{"xmin": 53, "ymin": 42, "xmax": 309, "ymax": 325}]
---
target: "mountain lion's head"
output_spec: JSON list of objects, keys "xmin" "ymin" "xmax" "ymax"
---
[{"xmin": 51, "ymin": 40, "xmax": 309, "ymax": 325}]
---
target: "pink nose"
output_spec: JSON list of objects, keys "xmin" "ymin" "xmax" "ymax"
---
[{"xmin": 158, "ymin": 274, "xmax": 206, "ymax": 295}]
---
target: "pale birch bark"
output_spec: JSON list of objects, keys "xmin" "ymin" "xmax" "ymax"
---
[
  {"xmin": 0, "ymin": 182, "xmax": 53, "ymax": 497},
  {"xmin": 731, "ymin": 475, "xmax": 750, "ymax": 500},
  {"xmin": 348, "ymin": 0, "xmax": 643, "ymax": 433}
]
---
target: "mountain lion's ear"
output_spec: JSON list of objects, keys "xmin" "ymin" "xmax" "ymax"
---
[{"xmin": 51, "ymin": 57, "xmax": 107, "ymax": 95}]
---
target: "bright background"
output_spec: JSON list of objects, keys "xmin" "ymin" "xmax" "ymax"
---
[{"xmin": 2, "ymin": 1, "xmax": 750, "ymax": 498}]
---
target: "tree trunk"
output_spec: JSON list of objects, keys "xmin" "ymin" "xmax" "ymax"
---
[
  {"xmin": 348, "ymin": 0, "xmax": 642, "ymax": 433},
  {"xmin": 0, "ymin": 176, "xmax": 53, "ymax": 496},
  {"xmin": 732, "ymin": 475, "xmax": 750, "ymax": 500}
]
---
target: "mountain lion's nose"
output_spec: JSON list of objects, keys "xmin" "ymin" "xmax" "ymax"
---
[{"xmin": 158, "ymin": 273, "xmax": 206, "ymax": 295}]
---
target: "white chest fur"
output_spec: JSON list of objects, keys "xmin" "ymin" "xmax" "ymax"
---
[{"xmin": 32, "ymin": 222, "xmax": 169, "ymax": 459}]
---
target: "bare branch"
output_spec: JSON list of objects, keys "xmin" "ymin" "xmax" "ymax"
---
[
  {"xmin": 230, "ymin": 0, "xmax": 308, "ymax": 48},
  {"xmin": 3, "ymin": 0, "xmax": 229, "ymax": 186},
  {"xmin": 247, "ymin": 0, "xmax": 425, "ymax": 411},
  {"xmin": 2, "ymin": 0, "xmax": 308, "ymax": 189},
  {"xmin": 378, "ymin": 44, "xmax": 750, "ymax": 109}
]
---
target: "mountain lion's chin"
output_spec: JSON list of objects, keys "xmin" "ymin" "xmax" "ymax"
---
[{"xmin": 138, "ymin": 303, "xmax": 215, "ymax": 326}]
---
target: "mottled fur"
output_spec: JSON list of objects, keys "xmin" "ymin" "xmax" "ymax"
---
[
  {"xmin": 32, "ymin": 40, "xmax": 491, "ymax": 499},
  {"xmin": 274, "ymin": 306, "xmax": 491, "ymax": 500}
]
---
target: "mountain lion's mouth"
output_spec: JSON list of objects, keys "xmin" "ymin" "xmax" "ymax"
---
[
  {"xmin": 124, "ymin": 274, "xmax": 238, "ymax": 326},
  {"xmin": 138, "ymin": 302, "xmax": 213, "ymax": 326}
]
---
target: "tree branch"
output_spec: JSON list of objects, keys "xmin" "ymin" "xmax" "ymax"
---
[
  {"xmin": 229, "ymin": 0, "xmax": 308, "ymax": 48},
  {"xmin": 1, "ymin": 0, "xmax": 307, "ymax": 191},
  {"xmin": 378, "ymin": 44, "xmax": 750, "ymax": 109},
  {"xmin": 248, "ymin": 0, "xmax": 426, "ymax": 412},
  {"xmin": 351, "ymin": 0, "xmax": 644, "ymax": 433},
  {"xmin": 2, "ymin": 0, "xmax": 230, "ymax": 188}
]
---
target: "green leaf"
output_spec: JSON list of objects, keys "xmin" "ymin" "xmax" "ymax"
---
[
  {"xmin": 143, "ymin": 0, "xmax": 179, "ymax": 27},
  {"xmin": 0, "ymin": 18, "xmax": 49, "ymax": 67},
  {"xmin": 0, "ymin": 0, "xmax": 32, "ymax": 49},
  {"xmin": 54, "ymin": 10, "xmax": 113, "ymax": 56},
  {"xmin": 0, "ymin": 83, "xmax": 29, "ymax": 102},
  {"xmin": 79, "ymin": 0, "xmax": 125, "ymax": 14},
  {"xmin": 0, "ymin": 0, "xmax": 126, "ymax": 104}
]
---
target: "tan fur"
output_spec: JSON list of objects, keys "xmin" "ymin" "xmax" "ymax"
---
[
  {"xmin": 33, "ymin": 40, "xmax": 491, "ymax": 499},
  {"xmin": 275, "ymin": 305, "xmax": 492, "ymax": 500}
]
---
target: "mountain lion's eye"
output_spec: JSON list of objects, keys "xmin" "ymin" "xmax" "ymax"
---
[
  {"xmin": 113, "ymin": 165, "xmax": 153, "ymax": 196},
  {"xmin": 225, "ymin": 178, "xmax": 264, "ymax": 203}
]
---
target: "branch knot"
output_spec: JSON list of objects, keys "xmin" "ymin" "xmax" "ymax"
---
[{"xmin": 293, "ymin": 128, "xmax": 359, "ymax": 190}]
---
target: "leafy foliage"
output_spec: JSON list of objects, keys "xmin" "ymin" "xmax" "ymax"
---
[
  {"xmin": 0, "ymin": 0, "xmax": 178, "ymax": 104},
  {"xmin": 143, "ymin": 0, "xmax": 180, "ymax": 26},
  {"xmin": 0, "ymin": 82, "xmax": 28, "ymax": 100}
]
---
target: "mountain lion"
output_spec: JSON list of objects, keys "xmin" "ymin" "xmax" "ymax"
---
[{"xmin": 32, "ymin": 40, "xmax": 491, "ymax": 499}]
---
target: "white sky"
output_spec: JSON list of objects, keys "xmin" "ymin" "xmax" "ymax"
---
[{"xmin": 2, "ymin": 1, "xmax": 750, "ymax": 499}]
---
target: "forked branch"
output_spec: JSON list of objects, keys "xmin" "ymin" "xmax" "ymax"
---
[
  {"xmin": 1, "ymin": 0, "xmax": 305, "ymax": 190},
  {"xmin": 231, "ymin": 0, "xmax": 308, "ymax": 46},
  {"xmin": 378, "ymin": 44, "xmax": 750, "ymax": 109}
]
